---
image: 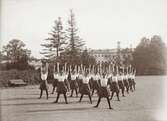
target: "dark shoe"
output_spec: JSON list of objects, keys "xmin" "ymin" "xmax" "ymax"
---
[
  {"xmin": 94, "ymin": 105, "xmax": 98, "ymax": 108},
  {"xmin": 109, "ymin": 107, "xmax": 113, "ymax": 109}
]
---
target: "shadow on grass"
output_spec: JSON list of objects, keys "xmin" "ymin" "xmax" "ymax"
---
[{"xmin": 26, "ymin": 106, "xmax": 96, "ymax": 113}]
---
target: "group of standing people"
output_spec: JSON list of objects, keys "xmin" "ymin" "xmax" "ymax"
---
[{"xmin": 39, "ymin": 60, "xmax": 136, "ymax": 109}]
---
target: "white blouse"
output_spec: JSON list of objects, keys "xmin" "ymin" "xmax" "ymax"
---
[
  {"xmin": 53, "ymin": 73, "xmax": 59, "ymax": 79},
  {"xmin": 58, "ymin": 75, "xmax": 65, "ymax": 82},
  {"xmin": 101, "ymin": 78, "xmax": 108, "ymax": 87},
  {"xmin": 71, "ymin": 74, "xmax": 76, "ymax": 80},
  {"xmin": 83, "ymin": 77, "xmax": 90, "ymax": 84},
  {"xmin": 112, "ymin": 76, "xmax": 118, "ymax": 82},
  {"xmin": 78, "ymin": 74, "xmax": 83, "ymax": 80},
  {"xmin": 117, "ymin": 75, "xmax": 123, "ymax": 81},
  {"xmin": 41, "ymin": 73, "xmax": 48, "ymax": 80}
]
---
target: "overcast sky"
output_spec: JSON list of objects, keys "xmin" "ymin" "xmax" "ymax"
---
[{"xmin": 1, "ymin": 0, "xmax": 167, "ymax": 58}]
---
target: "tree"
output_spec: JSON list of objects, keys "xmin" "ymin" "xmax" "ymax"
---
[
  {"xmin": 121, "ymin": 48, "xmax": 133, "ymax": 66},
  {"xmin": 81, "ymin": 49, "xmax": 96, "ymax": 67},
  {"xmin": 148, "ymin": 35, "xmax": 166, "ymax": 74},
  {"xmin": 132, "ymin": 35, "xmax": 166, "ymax": 75},
  {"xmin": 41, "ymin": 17, "xmax": 66, "ymax": 60},
  {"xmin": 2, "ymin": 39, "xmax": 31, "ymax": 63},
  {"xmin": 65, "ymin": 10, "xmax": 85, "ymax": 64}
]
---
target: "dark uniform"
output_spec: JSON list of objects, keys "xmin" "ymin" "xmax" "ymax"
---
[
  {"xmin": 128, "ymin": 74, "xmax": 133, "ymax": 92},
  {"xmin": 118, "ymin": 74, "xmax": 125, "ymax": 97},
  {"xmin": 69, "ymin": 73, "xmax": 78, "ymax": 97},
  {"xmin": 94, "ymin": 75, "xmax": 112, "ymax": 109},
  {"xmin": 51, "ymin": 73, "xmax": 58, "ymax": 94},
  {"xmin": 39, "ymin": 64, "xmax": 49, "ymax": 99},
  {"xmin": 54, "ymin": 73, "xmax": 68, "ymax": 104},
  {"xmin": 123, "ymin": 74, "xmax": 129, "ymax": 94},
  {"xmin": 109, "ymin": 74, "xmax": 120, "ymax": 101},
  {"xmin": 91, "ymin": 74, "xmax": 100, "ymax": 96},
  {"xmin": 79, "ymin": 74, "xmax": 92, "ymax": 104}
]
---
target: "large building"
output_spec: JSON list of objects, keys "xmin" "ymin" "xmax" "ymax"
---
[
  {"xmin": 89, "ymin": 49, "xmax": 118, "ymax": 63},
  {"xmin": 89, "ymin": 42, "xmax": 133, "ymax": 64}
]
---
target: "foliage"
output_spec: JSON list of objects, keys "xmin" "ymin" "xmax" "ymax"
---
[
  {"xmin": 2, "ymin": 39, "xmax": 32, "ymax": 70},
  {"xmin": 132, "ymin": 35, "xmax": 166, "ymax": 75},
  {"xmin": 64, "ymin": 10, "xmax": 85, "ymax": 64},
  {"xmin": 41, "ymin": 17, "xmax": 66, "ymax": 60}
]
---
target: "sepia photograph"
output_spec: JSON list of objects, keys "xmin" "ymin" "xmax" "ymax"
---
[{"xmin": 0, "ymin": 0, "xmax": 167, "ymax": 121}]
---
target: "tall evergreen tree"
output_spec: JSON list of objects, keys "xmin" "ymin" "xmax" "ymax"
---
[
  {"xmin": 65, "ymin": 10, "xmax": 85, "ymax": 64},
  {"xmin": 41, "ymin": 17, "xmax": 66, "ymax": 60}
]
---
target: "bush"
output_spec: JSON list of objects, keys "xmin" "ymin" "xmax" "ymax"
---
[{"xmin": 0, "ymin": 69, "xmax": 40, "ymax": 87}]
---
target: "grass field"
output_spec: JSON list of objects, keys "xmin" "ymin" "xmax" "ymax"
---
[{"xmin": 0, "ymin": 76, "xmax": 167, "ymax": 121}]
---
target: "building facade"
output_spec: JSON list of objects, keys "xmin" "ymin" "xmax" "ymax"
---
[{"xmin": 89, "ymin": 48, "xmax": 133, "ymax": 65}]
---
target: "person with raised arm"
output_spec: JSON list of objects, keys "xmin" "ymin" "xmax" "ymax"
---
[
  {"xmin": 79, "ymin": 71, "xmax": 92, "ymax": 104},
  {"xmin": 39, "ymin": 59, "xmax": 49, "ymax": 99},
  {"xmin": 110, "ymin": 66, "xmax": 120, "ymax": 101},
  {"xmin": 51, "ymin": 63, "xmax": 59, "ymax": 94},
  {"xmin": 69, "ymin": 65, "xmax": 78, "ymax": 97},
  {"xmin": 54, "ymin": 69, "xmax": 68, "ymax": 104},
  {"xmin": 94, "ymin": 73, "xmax": 112, "ymax": 109}
]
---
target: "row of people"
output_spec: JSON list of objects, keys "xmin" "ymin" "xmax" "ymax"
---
[{"xmin": 39, "ymin": 61, "xmax": 136, "ymax": 109}]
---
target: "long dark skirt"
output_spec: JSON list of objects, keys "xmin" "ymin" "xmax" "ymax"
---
[
  {"xmin": 56, "ymin": 82, "xmax": 67, "ymax": 94},
  {"xmin": 39, "ymin": 81, "xmax": 48, "ymax": 90},
  {"xmin": 77, "ymin": 79, "xmax": 83, "ymax": 93},
  {"xmin": 98, "ymin": 87, "xmax": 110, "ymax": 98},
  {"xmin": 118, "ymin": 81, "xmax": 124, "ymax": 89},
  {"xmin": 80, "ymin": 83, "xmax": 91, "ymax": 95},
  {"xmin": 89, "ymin": 78, "xmax": 94, "ymax": 89},
  {"xmin": 110, "ymin": 82, "xmax": 119, "ymax": 93},
  {"xmin": 92, "ymin": 80, "xmax": 99, "ymax": 90},
  {"xmin": 69, "ymin": 80, "xmax": 78, "ymax": 89},
  {"xmin": 123, "ymin": 79, "xmax": 129, "ymax": 87},
  {"xmin": 128, "ymin": 79, "xmax": 133, "ymax": 87},
  {"xmin": 52, "ymin": 79, "xmax": 58, "ymax": 87}
]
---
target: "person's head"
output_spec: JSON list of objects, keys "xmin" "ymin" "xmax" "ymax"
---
[
  {"xmin": 41, "ymin": 59, "xmax": 46, "ymax": 66},
  {"xmin": 84, "ymin": 71, "xmax": 88, "ymax": 77},
  {"xmin": 79, "ymin": 70, "xmax": 82, "ymax": 74},
  {"xmin": 102, "ymin": 73, "xmax": 106, "ymax": 78}
]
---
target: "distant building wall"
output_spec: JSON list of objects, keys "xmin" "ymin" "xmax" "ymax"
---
[{"xmin": 89, "ymin": 48, "xmax": 133, "ymax": 64}]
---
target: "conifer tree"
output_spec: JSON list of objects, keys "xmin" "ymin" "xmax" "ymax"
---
[{"xmin": 41, "ymin": 17, "xmax": 66, "ymax": 60}]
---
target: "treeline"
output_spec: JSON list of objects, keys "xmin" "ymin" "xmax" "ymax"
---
[
  {"xmin": 0, "ymin": 39, "xmax": 34, "ymax": 70},
  {"xmin": 132, "ymin": 35, "xmax": 166, "ymax": 75}
]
